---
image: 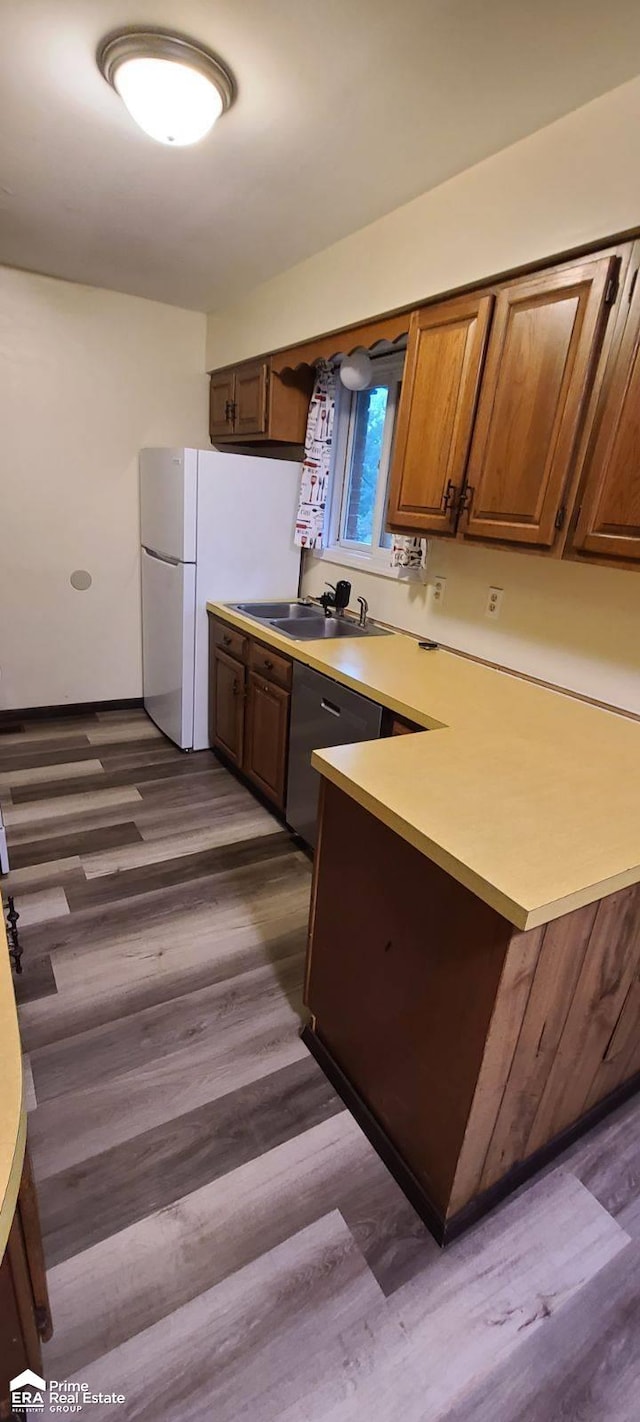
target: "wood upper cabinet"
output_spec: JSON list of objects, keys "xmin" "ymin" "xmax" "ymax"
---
[
  {"xmin": 209, "ymin": 369, "xmax": 236, "ymax": 439},
  {"xmin": 210, "ymin": 645, "xmax": 246, "ymax": 767},
  {"xmin": 459, "ymin": 256, "xmax": 617, "ymax": 547},
  {"xmin": 387, "ymin": 293, "xmax": 494, "ymax": 534},
  {"xmin": 570, "ymin": 259, "xmax": 640, "ymax": 565},
  {"xmin": 244, "ymin": 671, "xmax": 290, "ymax": 808},
  {"xmin": 234, "ymin": 361, "xmax": 269, "ymax": 436},
  {"xmin": 209, "ymin": 359, "xmax": 312, "ymax": 444},
  {"xmin": 210, "ymin": 361, "xmax": 266, "ymax": 439}
]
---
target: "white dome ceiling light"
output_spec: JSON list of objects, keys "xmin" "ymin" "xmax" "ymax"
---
[{"xmin": 97, "ymin": 29, "xmax": 235, "ymax": 146}]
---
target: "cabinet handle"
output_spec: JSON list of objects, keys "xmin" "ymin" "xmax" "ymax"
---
[
  {"xmin": 224, "ymin": 399, "xmax": 236, "ymax": 424},
  {"xmin": 321, "ymin": 698, "xmax": 341, "ymax": 717},
  {"xmin": 264, "ymin": 659, "xmax": 274, "ymax": 670},
  {"xmin": 232, "ymin": 680, "xmax": 242, "ymax": 696},
  {"xmin": 442, "ymin": 479, "xmax": 458, "ymax": 513},
  {"xmin": 223, "ymin": 634, "xmax": 232, "ymax": 646},
  {"xmin": 458, "ymin": 484, "xmax": 475, "ymax": 516}
]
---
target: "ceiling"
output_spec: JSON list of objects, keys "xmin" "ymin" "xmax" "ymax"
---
[{"xmin": 2, "ymin": 0, "xmax": 640, "ymax": 313}]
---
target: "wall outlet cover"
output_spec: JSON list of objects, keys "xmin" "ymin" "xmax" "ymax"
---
[
  {"xmin": 430, "ymin": 576, "xmax": 446, "ymax": 607},
  {"xmin": 486, "ymin": 586, "xmax": 504, "ymax": 619}
]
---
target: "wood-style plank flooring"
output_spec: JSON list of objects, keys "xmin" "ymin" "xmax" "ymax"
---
[{"xmin": 1, "ymin": 707, "xmax": 639, "ymax": 1420}]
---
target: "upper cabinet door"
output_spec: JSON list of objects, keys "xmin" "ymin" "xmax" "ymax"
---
[
  {"xmin": 571, "ymin": 266, "xmax": 640, "ymax": 564},
  {"xmin": 386, "ymin": 294, "xmax": 494, "ymax": 534},
  {"xmin": 210, "ymin": 371, "xmax": 236, "ymax": 440},
  {"xmin": 460, "ymin": 256, "xmax": 617, "ymax": 547},
  {"xmin": 234, "ymin": 361, "xmax": 269, "ymax": 436}
]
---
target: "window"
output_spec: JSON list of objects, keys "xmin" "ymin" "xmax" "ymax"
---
[{"xmin": 322, "ymin": 350, "xmax": 405, "ymax": 573}]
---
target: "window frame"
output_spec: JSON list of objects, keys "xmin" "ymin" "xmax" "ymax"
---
[{"xmin": 312, "ymin": 348, "xmax": 426, "ymax": 581}]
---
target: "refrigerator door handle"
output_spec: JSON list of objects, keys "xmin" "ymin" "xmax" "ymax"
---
[{"xmin": 142, "ymin": 546, "xmax": 182, "ymax": 567}]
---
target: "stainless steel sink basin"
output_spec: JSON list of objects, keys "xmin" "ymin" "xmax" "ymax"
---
[
  {"xmin": 270, "ymin": 617, "xmax": 390, "ymax": 640},
  {"xmin": 233, "ymin": 601, "xmax": 320, "ymax": 620},
  {"xmin": 230, "ymin": 601, "xmax": 390, "ymax": 640}
]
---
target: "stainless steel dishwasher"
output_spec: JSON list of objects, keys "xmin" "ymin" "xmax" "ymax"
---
[{"xmin": 286, "ymin": 663, "xmax": 383, "ymax": 847}]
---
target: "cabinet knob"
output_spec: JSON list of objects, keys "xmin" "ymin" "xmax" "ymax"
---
[
  {"xmin": 265, "ymin": 659, "xmax": 274, "ymax": 670},
  {"xmin": 223, "ymin": 634, "xmax": 232, "ymax": 646}
]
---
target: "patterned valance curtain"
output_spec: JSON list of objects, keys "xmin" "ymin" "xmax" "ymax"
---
[
  {"xmin": 390, "ymin": 535, "xmax": 426, "ymax": 570},
  {"xmin": 294, "ymin": 360, "xmax": 337, "ymax": 550}
]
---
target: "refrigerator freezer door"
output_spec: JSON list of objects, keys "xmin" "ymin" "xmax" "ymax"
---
[
  {"xmin": 140, "ymin": 448, "xmax": 198, "ymax": 562},
  {"xmin": 194, "ymin": 451, "xmax": 301, "ymax": 595},
  {"xmin": 141, "ymin": 548, "xmax": 196, "ymax": 749},
  {"xmin": 191, "ymin": 451, "xmax": 302, "ymax": 751}
]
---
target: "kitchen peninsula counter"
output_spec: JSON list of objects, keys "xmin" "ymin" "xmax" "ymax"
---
[
  {"xmin": 209, "ymin": 600, "xmax": 640, "ymax": 1243},
  {"xmin": 207, "ymin": 601, "xmax": 640, "ymax": 929}
]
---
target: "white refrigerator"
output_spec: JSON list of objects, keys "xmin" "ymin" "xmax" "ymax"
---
[{"xmin": 140, "ymin": 447, "xmax": 301, "ymax": 751}]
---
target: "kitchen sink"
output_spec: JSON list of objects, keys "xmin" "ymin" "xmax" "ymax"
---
[
  {"xmin": 233, "ymin": 601, "xmax": 320, "ymax": 620},
  {"xmin": 270, "ymin": 617, "xmax": 390, "ymax": 640}
]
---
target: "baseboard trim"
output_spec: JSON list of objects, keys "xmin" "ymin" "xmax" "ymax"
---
[
  {"xmin": 301, "ymin": 1022, "xmax": 640, "ymax": 1247},
  {"xmin": 0, "ymin": 697, "xmax": 144, "ymax": 725},
  {"xmin": 301, "ymin": 1023, "xmax": 450, "ymax": 1246}
]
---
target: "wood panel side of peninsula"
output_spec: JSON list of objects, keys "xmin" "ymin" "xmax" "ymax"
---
[{"xmin": 303, "ymin": 782, "xmax": 640, "ymax": 1243}]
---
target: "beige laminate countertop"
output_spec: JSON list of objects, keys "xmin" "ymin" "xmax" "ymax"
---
[
  {"xmin": 207, "ymin": 601, "xmax": 640, "ymax": 931},
  {"xmin": 0, "ymin": 912, "xmax": 25, "ymax": 1257}
]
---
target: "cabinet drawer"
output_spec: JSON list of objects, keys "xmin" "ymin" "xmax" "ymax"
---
[
  {"xmin": 249, "ymin": 640, "xmax": 292, "ymax": 689},
  {"xmin": 212, "ymin": 620, "xmax": 249, "ymax": 663}
]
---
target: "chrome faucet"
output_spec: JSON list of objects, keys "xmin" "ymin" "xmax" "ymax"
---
[{"xmin": 357, "ymin": 596, "xmax": 368, "ymax": 628}]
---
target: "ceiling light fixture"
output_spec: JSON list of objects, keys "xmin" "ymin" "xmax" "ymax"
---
[{"xmin": 97, "ymin": 29, "xmax": 235, "ymax": 146}]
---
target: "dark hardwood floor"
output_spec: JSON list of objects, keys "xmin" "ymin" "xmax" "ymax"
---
[{"xmin": 1, "ymin": 708, "xmax": 639, "ymax": 1420}]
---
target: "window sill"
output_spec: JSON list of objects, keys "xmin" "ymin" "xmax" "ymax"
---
[{"xmin": 308, "ymin": 544, "xmax": 428, "ymax": 583}]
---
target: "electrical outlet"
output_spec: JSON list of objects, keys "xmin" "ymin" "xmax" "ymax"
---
[
  {"xmin": 485, "ymin": 586, "xmax": 504, "ymax": 619},
  {"xmin": 430, "ymin": 576, "xmax": 446, "ymax": 607}
]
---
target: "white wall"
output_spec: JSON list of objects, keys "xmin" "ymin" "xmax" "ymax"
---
[
  {"xmin": 206, "ymin": 76, "xmax": 640, "ymax": 368},
  {"xmin": 205, "ymin": 76, "xmax": 640, "ymax": 715},
  {"xmin": 302, "ymin": 547, "xmax": 640, "ymax": 716},
  {"xmin": 0, "ymin": 267, "xmax": 208, "ymax": 709}
]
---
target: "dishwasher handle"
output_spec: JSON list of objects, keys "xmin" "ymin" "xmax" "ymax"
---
[{"xmin": 321, "ymin": 697, "xmax": 341, "ymax": 718}]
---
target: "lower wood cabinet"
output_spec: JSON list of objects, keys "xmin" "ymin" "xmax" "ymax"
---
[
  {"xmin": 244, "ymin": 672, "xmax": 290, "ymax": 807},
  {"xmin": 208, "ymin": 616, "xmax": 292, "ymax": 810},
  {"xmin": 209, "ymin": 643, "xmax": 246, "ymax": 769},
  {"xmin": 1, "ymin": 1146, "xmax": 52, "ymax": 1418}
]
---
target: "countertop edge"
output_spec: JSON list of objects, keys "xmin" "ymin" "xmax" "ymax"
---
[
  {"xmin": 0, "ymin": 911, "xmax": 25, "ymax": 1258},
  {"xmin": 0, "ymin": 1109, "xmax": 26, "ymax": 1258}
]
